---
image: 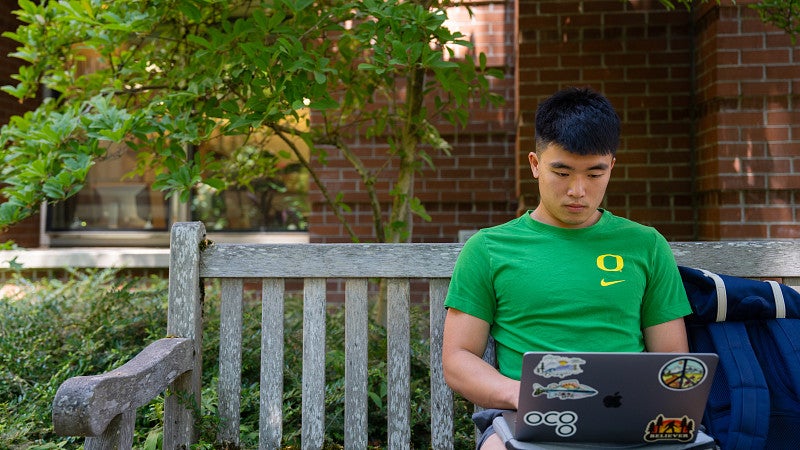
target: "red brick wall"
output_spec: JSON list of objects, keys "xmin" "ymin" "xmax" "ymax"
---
[
  {"xmin": 693, "ymin": 0, "xmax": 800, "ymax": 239},
  {"xmin": 516, "ymin": 0, "xmax": 697, "ymax": 240},
  {"xmin": 307, "ymin": 0, "xmax": 519, "ymax": 243}
]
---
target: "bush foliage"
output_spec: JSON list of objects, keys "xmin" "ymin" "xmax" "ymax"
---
[{"xmin": 0, "ymin": 270, "xmax": 474, "ymax": 448}]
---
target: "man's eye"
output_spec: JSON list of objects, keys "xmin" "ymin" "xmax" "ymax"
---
[{"xmin": 555, "ymin": 171, "xmax": 569, "ymax": 177}]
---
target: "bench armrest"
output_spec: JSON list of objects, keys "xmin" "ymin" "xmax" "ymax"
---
[{"xmin": 52, "ymin": 337, "xmax": 194, "ymax": 436}]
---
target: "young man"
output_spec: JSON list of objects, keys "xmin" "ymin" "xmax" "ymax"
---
[{"xmin": 441, "ymin": 87, "xmax": 692, "ymax": 449}]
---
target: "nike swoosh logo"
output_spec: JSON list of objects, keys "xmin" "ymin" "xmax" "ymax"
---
[{"xmin": 600, "ymin": 279, "xmax": 625, "ymax": 287}]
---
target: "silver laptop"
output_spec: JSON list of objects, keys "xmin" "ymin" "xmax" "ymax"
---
[{"xmin": 502, "ymin": 352, "xmax": 718, "ymax": 445}]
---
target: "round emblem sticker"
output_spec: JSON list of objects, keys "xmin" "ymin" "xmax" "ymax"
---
[{"xmin": 659, "ymin": 357, "xmax": 708, "ymax": 390}]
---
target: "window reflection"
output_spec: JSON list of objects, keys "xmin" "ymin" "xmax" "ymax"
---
[
  {"xmin": 47, "ymin": 136, "xmax": 309, "ymax": 234},
  {"xmin": 47, "ymin": 145, "xmax": 169, "ymax": 231},
  {"xmin": 190, "ymin": 121, "xmax": 310, "ymax": 232}
]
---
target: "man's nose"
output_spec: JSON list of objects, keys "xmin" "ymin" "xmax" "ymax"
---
[{"xmin": 567, "ymin": 178, "xmax": 586, "ymax": 197}]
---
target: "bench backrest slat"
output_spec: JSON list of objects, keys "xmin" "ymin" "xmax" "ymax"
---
[
  {"xmin": 261, "ymin": 278, "xmax": 285, "ymax": 448},
  {"xmin": 303, "ymin": 278, "xmax": 327, "ymax": 448},
  {"xmin": 344, "ymin": 278, "xmax": 369, "ymax": 448},
  {"xmin": 430, "ymin": 278, "xmax": 455, "ymax": 448},
  {"xmin": 387, "ymin": 279, "xmax": 411, "ymax": 448},
  {"xmin": 219, "ymin": 278, "xmax": 244, "ymax": 445}
]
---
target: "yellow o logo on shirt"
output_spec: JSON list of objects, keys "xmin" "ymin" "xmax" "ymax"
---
[{"xmin": 597, "ymin": 254, "xmax": 624, "ymax": 272}]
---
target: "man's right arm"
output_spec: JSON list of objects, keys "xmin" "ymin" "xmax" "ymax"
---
[{"xmin": 442, "ymin": 307, "xmax": 520, "ymax": 410}]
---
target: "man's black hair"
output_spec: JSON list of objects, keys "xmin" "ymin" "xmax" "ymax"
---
[{"xmin": 534, "ymin": 87, "xmax": 620, "ymax": 156}]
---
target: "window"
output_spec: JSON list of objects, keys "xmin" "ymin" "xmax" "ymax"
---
[
  {"xmin": 45, "ymin": 137, "xmax": 309, "ymax": 246},
  {"xmin": 47, "ymin": 145, "xmax": 170, "ymax": 232}
]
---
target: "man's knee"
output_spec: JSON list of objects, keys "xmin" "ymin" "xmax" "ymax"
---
[{"xmin": 480, "ymin": 432, "xmax": 506, "ymax": 450}]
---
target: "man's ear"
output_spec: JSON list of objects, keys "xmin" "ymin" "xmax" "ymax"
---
[{"xmin": 528, "ymin": 151, "xmax": 540, "ymax": 179}]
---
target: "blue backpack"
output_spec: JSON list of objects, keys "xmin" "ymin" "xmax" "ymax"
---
[{"xmin": 679, "ymin": 266, "xmax": 800, "ymax": 450}]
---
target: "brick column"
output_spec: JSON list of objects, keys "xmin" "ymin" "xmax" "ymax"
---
[{"xmin": 693, "ymin": 0, "xmax": 800, "ymax": 239}]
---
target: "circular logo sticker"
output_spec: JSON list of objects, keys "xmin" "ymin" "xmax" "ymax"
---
[{"xmin": 659, "ymin": 357, "xmax": 708, "ymax": 391}]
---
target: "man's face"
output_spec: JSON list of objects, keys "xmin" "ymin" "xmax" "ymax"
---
[{"xmin": 528, "ymin": 143, "xmax": 615, "ymax": 229}]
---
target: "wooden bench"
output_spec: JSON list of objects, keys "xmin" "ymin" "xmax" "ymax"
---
[{"xmin": 52, "ymin": 221, "xmax": 800, "ymax": 449}]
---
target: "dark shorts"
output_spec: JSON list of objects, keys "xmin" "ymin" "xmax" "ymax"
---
[{"xmin": 473, "ymin": 408, "xmax": 510, "ymax": 449}]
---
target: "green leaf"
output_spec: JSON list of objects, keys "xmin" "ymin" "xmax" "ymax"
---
[
  {"xmin": 178, "ymin": 2, "xmax": 202, "ymax": 22},
  {"xmin": 1, "ymin": 83, "xmax": 28, "ymax": 100},
  {"xmin": 409, "ymin": 197, "xmax": 430, "ymax": 222},
  {"xmin": 186, "ymin": 34, "xmax": 212, "ymax": 49},
  {"xmin": 204, "ymin": 178, "xmax": 226, "ymax": 190}
]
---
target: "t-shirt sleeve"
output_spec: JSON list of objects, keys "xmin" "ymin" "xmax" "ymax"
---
[
  {"xmin": 640, "ymin": 233, "xmax": 693, "ymax": 328},
  {"xmin": 444, "ymin": 232, "xmax": 496, "ymax": 324}
]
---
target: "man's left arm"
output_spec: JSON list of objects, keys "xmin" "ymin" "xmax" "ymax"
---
[{"xmin": 643, "ymin": 317, "xmax": 689, "ymax": 352}]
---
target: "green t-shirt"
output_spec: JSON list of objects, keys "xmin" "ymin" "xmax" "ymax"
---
[{"xmin": 444, "ymin": 210, "xmax": 692, "ymax": 380}]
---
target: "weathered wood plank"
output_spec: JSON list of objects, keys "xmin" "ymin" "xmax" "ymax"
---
[
  {"xmin": 200, "ymin": 243, "xmax": 463, "ymax": 278},
  {"xmin": 387, "ymin": 279, "xmax": 411, "ymax": 450},
  {"xmin": 199, "ymin": 240, "xmax": 800, "ymax": 279},
  {"xmin": 302, "ymin": 278, "xmax": 327, "ymax": 449},
  {"xmin": 260, "ymin": 278, "xmax": 285, "ymax": 449},
  {"xmin": 165, "ymin": 222, "xmax": 206, "ymax": 448},
  {"xmin": 429, "ymin": 278, "xmax": 454, "ymax": 449},
  {"xmin": 53, "ymin": 338, "xmax": 193, "ymax": 436},
  {"xmin": 218, "ymin": 278, "xmax": 244, "ymax": 447},
  {"xmin": 344, "ymin": 279, "xmax": 369, "ymax": 449},
  {"xmin": 670, "ymin": 240, "xmax": 800, "ymax": 278}
]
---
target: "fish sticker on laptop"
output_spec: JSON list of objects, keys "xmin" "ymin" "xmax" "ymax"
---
[
  {"xmin": 532, "ymin": 379, "xmax": 599, "ymax": 400},
  {"xmin": 534, "ymin": 354, "xmax": 587, "ymax": 379}
]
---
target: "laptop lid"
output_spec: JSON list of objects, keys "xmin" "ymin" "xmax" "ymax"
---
[{"xmin": 512, "ymin": 352, "xmax": 718, "ymax": 444}]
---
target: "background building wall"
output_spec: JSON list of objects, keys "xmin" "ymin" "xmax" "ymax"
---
[
  {"xmin": 693, "ymin": 0, "xmax": 800, "ymax": 239},
  {"xmin": 515, "ymin": 0, "xmax": 697, "ymax": 239},
  {"xmin": 307, "ymin": 0, "xmax": 519, "ymax": 243},
  {"xmin": 1, "ymin": 0, "xmax": 798, "ymax": 246}
]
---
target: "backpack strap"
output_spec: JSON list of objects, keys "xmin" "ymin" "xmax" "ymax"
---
[
  {"xmin": 703, "ymin": 322, "xmax": 771, "ymax": 449},
  {"xmin": 765, "ymin": 280, "xmax": 786, "ymax": 318},
  {"xmin": 698, "ymin": 268, "xmax": 728, "ymax": 322}
]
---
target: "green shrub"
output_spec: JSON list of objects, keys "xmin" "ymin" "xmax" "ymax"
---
[
  {"xmin": 0, "ymin": 269, "xmax": 169, "ymax": 449},
  {"xmin": 0, "ymin": 271, "xmax": 474, "ymax": 449}
]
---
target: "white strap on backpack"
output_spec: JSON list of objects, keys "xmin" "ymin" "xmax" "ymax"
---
[
  {"xmin": 699, "ymin": 269, "xmax": 728, "ymax": 322},
  {"xmin": 699, "ymin": 268, "xmax": 787, "ymax": 321},
  {"xmin": 766, "ymin": 280, "xmax": 787, "ymax": 319}
]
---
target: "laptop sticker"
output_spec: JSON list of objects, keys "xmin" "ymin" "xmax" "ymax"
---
[
  {"xmin": 524, "ymin": 410, "xmax": 579, "ymax": 437},
  {"xmin": 659, "ymin": 356, "xmax": 709, "ymax": 390},
  {"xmin": 532, "ymin": 379, "xmax": 598, "ymax": 400},
  {"xmin": 534, "ymin": 354, "xmax": 586, "ymax": 378},
  {"xmin": 643, "ymin": 414, "xmax": 695, "ymax": 442}
]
